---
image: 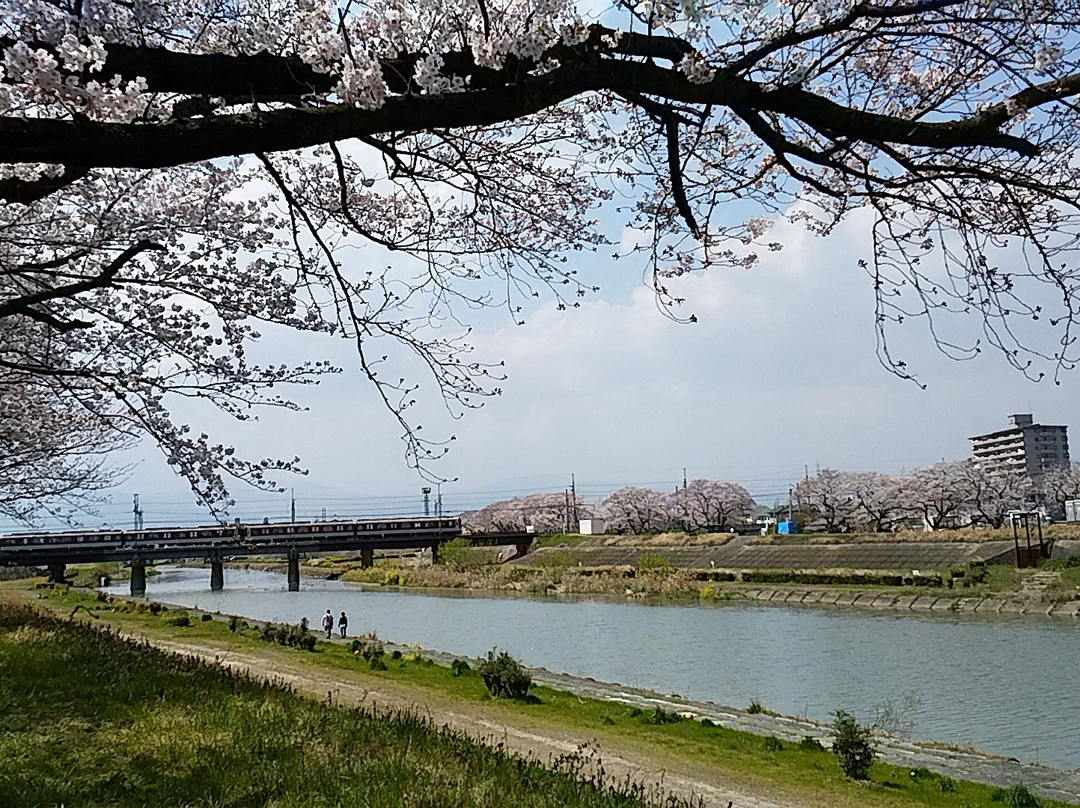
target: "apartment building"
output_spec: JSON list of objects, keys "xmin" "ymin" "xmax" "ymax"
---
[{"xmin": 969, "ymin": 413, "xmax": 1070, "ymax": 476}]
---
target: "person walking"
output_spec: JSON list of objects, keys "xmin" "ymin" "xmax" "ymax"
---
[
  {"xmin": 338, "ymin": 611, "xmax": 348, "ymax": 639},
  {"xmin": 321, "ymin": 609, "xmax": 334, "ymax": 639}
]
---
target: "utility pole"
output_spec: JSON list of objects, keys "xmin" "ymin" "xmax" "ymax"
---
[
  {"xmin": 132, "ymin": 494, "xmax": 144, "ymax": 531},
  {"xmin": 422, "ymin": 487, "xmax": 431, "ymax": 516},
  {"xmin": 436, "ymin": 483, "xmax": 443, "ymax": 516},
  {"xmin": 682, "ymin": 468, "xmax": 689, "ymax": 530},
  {"xmin": 570, "ymin": 474, "xmax": 578, "ymax": 528},
  {"xmin": 564, "ymin": 489, "xmax": 571, "ymax": 533},
  {"xmin": 290, "ymin": 489, "xmax": 296, "ymax": 522}
]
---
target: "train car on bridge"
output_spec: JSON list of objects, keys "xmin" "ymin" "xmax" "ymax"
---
[{"xmin": 0, "ymin": 516, "xmax": 461, "ymax": 554}]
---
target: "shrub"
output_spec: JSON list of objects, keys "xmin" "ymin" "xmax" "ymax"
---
[
  {"xmin": 164, "ymin": 612, "xmax": 190, "ymax": 627},
  {"xmin": 763, "ymin": 736, "xmax": 784, "ymax": 752},
  {"xmin": 438, "ymin": 537, "xmax": 486, "ymax": 572},
  {"xmin": 228, "ymin": 615, "xmax": 241, "ymax": 633},
  {"xmin": 478, "ymin": 648, "xmax": 532, "ymax": 699},
  {"xmin": 200, "ymin": 613, "xmax": 213, "ymax": 622},
  {"xmin": 636, "ymin": 552, "xmax": 672, "ymax": 574},
  {"xmin": 832, "ymin": 710, "xmax": 876, "ymax": 780},
  {"xmin": 747, "ymin": 700, "xmax": 764, "ymax": 714},
  {"xmin": 349, "ymin": 634, "xmax": 386, "ymax": 668},
  {"xmin": 257, "ymin": 619, "xmax": 316, "ymax": 651},
  {"xmin": 451, "ymin": 658, "xmax": 471, "ymax": 677},
  {"xmin": 641, "ymin": 707, "xmax": 682, "ymax": 725}
]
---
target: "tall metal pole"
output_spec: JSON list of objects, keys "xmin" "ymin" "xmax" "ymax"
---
[
  {"xmin": 133, "ymin": 494, "xmax": 144, "ymax": 531},
  {"xmin": 422, "ymin": 487, "xmax": 431, "ymax": 516},
  {"xmin": 290, "ymin": 489, "xmax": 296, "ymax": 522}
]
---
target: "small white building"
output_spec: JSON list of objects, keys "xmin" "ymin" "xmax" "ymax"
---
[{"xmin": 578, "ymin": 518, "xmax": 605, "ymax": 535}]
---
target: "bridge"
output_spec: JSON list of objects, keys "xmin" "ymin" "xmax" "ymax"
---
[{"xmin": 0, "ymin": 516, "xmax": 533, "ymax": 596}]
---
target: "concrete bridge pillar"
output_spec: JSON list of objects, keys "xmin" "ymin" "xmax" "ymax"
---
[
  {"xmin": 515, "ymin": 541, "xmax": 532, "ymax": 559},
  {"xmin": 210, "ymin": 558, "xmax": 224, "ymax": 591},
  {"xmin": 360, "ymin": 548, "xmax": 374, "ymax": 568},
  {"xmin": 130, "ymin": 560, "xmax": 146, "ymax": 597},
  {"xmin": 47, "ymin": 563, "xmax": 66, "ymax": 584},
  {"xmin": 287, "ymin": 551, "xmax": 300, "ymax": 592}
]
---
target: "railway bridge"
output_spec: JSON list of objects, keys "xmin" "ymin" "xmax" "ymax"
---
[{"xmin": 0, "ymin": 517, "xmax": 532, "ymax": 596}]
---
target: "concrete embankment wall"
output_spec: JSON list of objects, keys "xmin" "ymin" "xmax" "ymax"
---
[{"xmin": 525, "ymin": 541, "xmax": 1017, "ymax": 571}]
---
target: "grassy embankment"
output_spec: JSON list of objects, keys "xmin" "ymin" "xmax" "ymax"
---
[
  {"xmin": 0, "ymin": 598, "xmax": 675, "ymax": 808},
  {"xmin": 3, "ymin": 581, "xmax": 1074, "ymax": 808}
]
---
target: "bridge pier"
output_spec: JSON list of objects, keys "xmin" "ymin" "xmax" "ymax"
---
[
  {"xmin": 47, "ymin": 563, "xmax": 66, "ymax": 584},
  {"xmin": 360, "ymin": 548, "xmax": 374, "ymax": 568},
  {"xmin": 430, "ymin": 543, "xmax": 440, "ymax": 564},
  {"xmin": 287, "ymin": 551, "xmax": 300, "ymax": 592},
  {"xmin": 210, "ymin": 558, "xmax": 224, "ymax": 591},
  {"xmin": 514, "ymin": 541, "xmax": 532, "ymax": 559},
  {"xmin": 130, "ymin": 561, "xmax": 146, "ymax": 597}
]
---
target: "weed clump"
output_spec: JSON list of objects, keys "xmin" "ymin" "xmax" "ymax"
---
[
  {"xmin": 259, "ymin": 618, "xmax": 316, "ymax": 651},
  {"xmin": 799, "ymin": 736, "xmax": 824, "ymax": 752},
  {"xmin": 349, "ymin": 635, "xmax": 387, "ymax": 670},
  {"xmin": 992, "ymin": 785, "xmax": 1041, "ymax": 807},
  {"xmin": 478, "ymin": 648, "xmax": 531, "ymax": 699},
  {"xmin": 450, "ymin": 658, "xmax": 470, "ymax": 677}
]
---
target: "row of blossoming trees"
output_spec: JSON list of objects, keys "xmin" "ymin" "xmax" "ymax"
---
[
  {"xmin": 461, "ymin": 463, "xmax": 1080, "ymax": 536},
  {"xmin": 795, "ymin": 463, "xmax": 1080, "ymax": 532},
  {"xmin": 462, "ymin": 480, "xmax": 755, "ymax": 534}
]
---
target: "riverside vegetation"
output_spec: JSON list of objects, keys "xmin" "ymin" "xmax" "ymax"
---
[
  {"xmin": 297, "ymin": 535, "xmax": 1080, "ymax": 606},
  {"xmin": 3, "ymin": 582, "xmax": 1075, "ymax": 808}
]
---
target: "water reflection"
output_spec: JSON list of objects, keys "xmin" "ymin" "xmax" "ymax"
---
[{"xmin": 109, "ymin": 566, "xmax": 1080, "ymax": 769}]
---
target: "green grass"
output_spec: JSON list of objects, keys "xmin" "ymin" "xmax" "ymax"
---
[
  {"xmin": 13, "ymin": 585, "xmax": 1077, "ymax": 808},
  {"xmin": 0, "ymin": 600, "xmax": 693, "ymax": 808},
  {"xmin": 533, "ymin": 534, "xmax": 598, "ymax": 549}
]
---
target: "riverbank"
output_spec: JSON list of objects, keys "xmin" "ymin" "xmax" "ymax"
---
[
  {"xmin": 6, "ymin": 579, "xmax": 1079, "ymax": 806},
  {"xmin": 267, "ymin": 541, "xmax": 1080, "ymax": 620}
]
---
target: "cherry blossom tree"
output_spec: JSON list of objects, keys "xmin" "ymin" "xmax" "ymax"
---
[
  {"xmin": 847, "ymin": 471, "xmax": 907, "ymax": 532},
  {"xmin": 673, "ymin": 478, "xmax": 755, "ymax": 530},
  {"xmin": 599, "ymin": 486, "xmax": 675, "ymax": 533},
  {"xmin": 461, "ymin": 491, "xmax": 589, "ymax": 533},
  {"xmin": 1036, "ymin": 462, "xmax": 1080, "ymax": 517},
  {"xmin": 6, "ymin": 0, "xmax": 1080, "ymax": 515},
  {"xmin": 961, "ymin": 460, "xmax": 1031, "ymax": 527},
  {"xmin": 0, "ymin": 368, "xmax": 130, "ymax": 523},
  {"xmin": 795, "ymin": 468, "xmax": 857, "ymax": 532},
  {"xmin": 901, "ymin": 461, "xmax": 973, "ymax": 530}
]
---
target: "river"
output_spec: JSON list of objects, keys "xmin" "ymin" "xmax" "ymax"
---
[{"xmin": 109, "ymin": 566, "xmax": 1080, "ymax": 770}]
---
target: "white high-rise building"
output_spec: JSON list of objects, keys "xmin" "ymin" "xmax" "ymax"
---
[{"xmin": 969, "ymin": 413, "xmax": 1070, "ymax": 476}]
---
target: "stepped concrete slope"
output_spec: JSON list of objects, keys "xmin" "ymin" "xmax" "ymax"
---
[{"xmin": 530, "ymin": 541, "xmax": 1019, "ymax": 570}]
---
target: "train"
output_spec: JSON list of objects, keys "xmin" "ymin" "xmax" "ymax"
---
[{"xmin": 0, "ymin": 516, "xmax": 462, "ymax": 554}]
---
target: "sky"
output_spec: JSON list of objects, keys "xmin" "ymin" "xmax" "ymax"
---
[{"xmin": 14, "ymin": 198, "xmax": 1077, "ymax": 534}]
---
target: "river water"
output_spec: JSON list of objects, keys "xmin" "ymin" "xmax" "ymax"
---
[{"xmin": 110, "ymin": 567, "xmax": 1080, "ymax": 770}]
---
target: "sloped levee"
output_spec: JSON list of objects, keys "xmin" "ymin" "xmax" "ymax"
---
[{"xmin": 524, "ymin": 541, "xmax": 1017, "ymax": 571}]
